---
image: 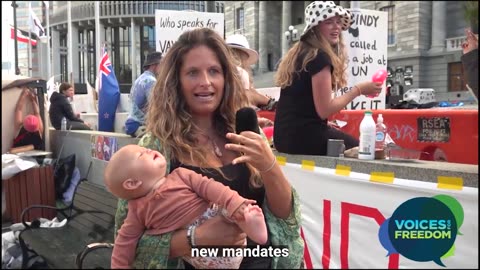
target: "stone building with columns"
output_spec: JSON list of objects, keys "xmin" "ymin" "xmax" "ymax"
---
[
  {"xmin": 224, "ymin": 1, "xmax": 474, "ymax": 98},
  {"xmin": 46, "ymin": 1, "xmax": 224, "ymax": 93}
]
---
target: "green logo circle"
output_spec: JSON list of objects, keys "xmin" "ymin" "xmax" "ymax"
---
[{"xmin": 388, "ymin": 197, "xmax": 457, "ymax": 267}]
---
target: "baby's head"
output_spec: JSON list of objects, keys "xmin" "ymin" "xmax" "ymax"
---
[{"xmin": 104, "ymin": 145, "xmax": 167, "ymax": 200}]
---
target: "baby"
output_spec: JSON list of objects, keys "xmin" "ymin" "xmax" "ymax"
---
[{"xmin": 104, "ymin": 145, "xmax": 268, "ymax": 269}]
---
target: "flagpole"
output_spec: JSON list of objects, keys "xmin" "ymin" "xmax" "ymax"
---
[
  {"xmin": 12, "ymin": 1, "xmax": 20, "ymax": 75},
  {"xmin": 45, "ymin": 1, "xmax": 51, "ymax": 79},
  {"xmin": 67, "ymin": 1, "xmax": 73, "ymax": 83},
  {"xmin": 95, "ymin": 1, "xmax": 101, "ymax": 76},
  {"xmin": 28, "ymin": 1, "xmax": 32, "ymax": 77}
]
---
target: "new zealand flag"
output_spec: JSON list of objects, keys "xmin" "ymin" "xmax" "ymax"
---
[{"xmin": 98, "ymin": 46, "xmax": 120, "ymax": 132}]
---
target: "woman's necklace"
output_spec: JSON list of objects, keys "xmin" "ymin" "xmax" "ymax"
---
[
  {"xmin": 210, "ymin": 137, "xmax": 223, "ymax": 158},
  {"xmin": 200, "ymin": 133, "xmax": 223, "ymax": 158}
]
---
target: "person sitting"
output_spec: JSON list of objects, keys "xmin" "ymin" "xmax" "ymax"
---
[
  {"xmin": 226, "ymin": 34, "xmax": 278, "ymax": 112},
  {"xmin": 13, "ymin": 88, "xmax": 44, "ymax": 150},
  {"xmin": 105, "ymin": 144, "xmax": 268, "ymax": 269},
  {"xmin": 125, "ymin": 52, "xmax": 162, "ymax": 137},
  {"xmin": 274, "ymin": 1, "xmax": 382, "ymax": 155},
  {"xmin": 49, "ymin": 82, "xmax": 91, "ymax": 130}
]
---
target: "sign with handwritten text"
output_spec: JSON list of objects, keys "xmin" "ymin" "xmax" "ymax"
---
[
  {"xmin": 336, "ymin": 9, "xmax": 388, "ymax": 110},
  {"xmin": 155, "ymin": 10, "xmax": 224, "ymax": 55}
]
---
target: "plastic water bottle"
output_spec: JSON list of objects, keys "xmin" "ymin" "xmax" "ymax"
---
[
  {"xmin": 375, "ymin": 114, "xmax": 387, "ymax": 151},
  {"xmin": 61, "ymin": 117, "xmax": 67, "ymax": 131},
  {"xmin": 358, "ymin": 111, "xmax": 376, "ymax": 160}
]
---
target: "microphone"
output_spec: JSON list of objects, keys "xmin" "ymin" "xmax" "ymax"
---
[{"xmin": 235, "ymin": 107, "xmax": 260, "ymax": 134}]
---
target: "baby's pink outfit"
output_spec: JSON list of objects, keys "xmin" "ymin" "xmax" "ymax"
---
[{"xmin": 111, "ymin": 167, "xmax": 248, "ymax": 269}]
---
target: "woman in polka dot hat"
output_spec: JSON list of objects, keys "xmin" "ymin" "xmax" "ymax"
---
[{"xmin": 273, "ymin": 1, "xmax": 383, "ymax": 156}]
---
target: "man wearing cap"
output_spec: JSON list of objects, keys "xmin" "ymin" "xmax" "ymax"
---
[
  {"xmin": 13, "ymin": 88, "xmax": 45, "ymax": 150},
  {"xmin": 125, "ymin": 52, "xmax": 162, "ymax": 137}
]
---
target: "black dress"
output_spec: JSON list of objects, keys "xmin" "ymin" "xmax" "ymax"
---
[
  {"xmin": 274, "ymin": 51, "xmax": 359, "ymax": 155},
  {"xmin": 13, "ymin": 126, "xmax": 44, "ymax": 150},
  {"xmin": 170, "ymin": 160, "xmax": 272, "ymax": 269}
]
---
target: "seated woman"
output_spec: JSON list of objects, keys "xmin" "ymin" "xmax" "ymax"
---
[
  {"xmin": 13, "ymin": 88, "xmax": 44, "ymax": 150},
  {"xmin": 226, "ymin": 34, "xmax": 278, "ymax": 113},
  {"xmin": 274, "ymin": 1, "xmax": 382, "ymax": 155},
  {"xmin": 49, "ymin": 82, "xmax": 91, "ymax": 130}
]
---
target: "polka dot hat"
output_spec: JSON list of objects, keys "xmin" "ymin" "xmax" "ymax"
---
[{"xmin": 302, "ymin": 1, "xmax": 353, "ymax": 39}]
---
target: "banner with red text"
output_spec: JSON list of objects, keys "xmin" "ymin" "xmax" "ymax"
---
[{"xmin": 282, "ymin": 163, "xmax": 478, "ymax": 269}]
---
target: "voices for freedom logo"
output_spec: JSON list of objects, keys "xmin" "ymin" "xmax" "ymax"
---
[{"xmin": 378, "ymin": 195, "xmax": 464, "ymax": 267}]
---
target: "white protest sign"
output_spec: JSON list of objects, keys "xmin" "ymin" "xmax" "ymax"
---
[
  {"xmin": 155, "ymin": 10, "xmax": 224, "ymax": 55},
  {"xmin": 337, "ymin": 9, "xmax": 388, "ymax": 110}
]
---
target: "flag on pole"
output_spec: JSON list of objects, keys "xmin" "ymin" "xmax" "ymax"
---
[
  {"xmin": 97, "ymin": 45, "xmax": 120, "ymax": 132},
  {"xmin": 10, "ymin": 26, "xmax": 37, "ymax": 46},
  {"xmin": 29, "ymin": 8, "xmax": 45, "ymax": 38}
]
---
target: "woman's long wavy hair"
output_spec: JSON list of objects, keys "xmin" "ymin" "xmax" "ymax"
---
[
  {"xmin": 146, "ymin": 28, "xmax": 262, "ymax": 187},
  {"xmin": 275, "ymin": 26, "xmax": 348, "ymax": 90}
]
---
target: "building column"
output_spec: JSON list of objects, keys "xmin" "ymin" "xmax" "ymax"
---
[
  {"xmin": 70, "ymin": 25, "xmax": 80, "ymax": 83},
  {"xmin": 130, "ymin": 18, "xmax": 138, "ymax": 82},
  {"xmin": 430, "ymin": 1, "xmax": 446, "ymax": 51},
  {"xmin": 258, "ymin": 1, "xmax": 268, "ymax": 73},
  {"xmin": 36, "ymin": 39, "xmax": 49, "ymax": 79},
  {"xmin": 81, "ymin": 29, "xmax": 88, "ymax": 82},
  {"xmin": 134, "ymin": 24, "xmax": 141, "ymax": 80},
  {"xmin": 282, "ymin": 1, "xmax": 292, "ymax": 57},
  {"xmin": 106, "ymin": 27, "xmax": 113, "ymax": 56},
  {"xmin": 206, "ymin": 1, "xmax": 215, "ymax": 12},
  {"xmin": 52, "ymin": 29, "xmax": 60, "ymax": 78},
  {"xmin": 113, "ymin": 27, "xmax": 120, "ymax": 76}
]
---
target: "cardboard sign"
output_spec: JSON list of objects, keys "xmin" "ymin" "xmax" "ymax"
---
[
  {"xmin": 337, "ymin": 9, "xmax": 388, "ymax": 110},
  {"xmin": 155, "ymin": 10, "xmax": 224, "ymax": 55}
]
